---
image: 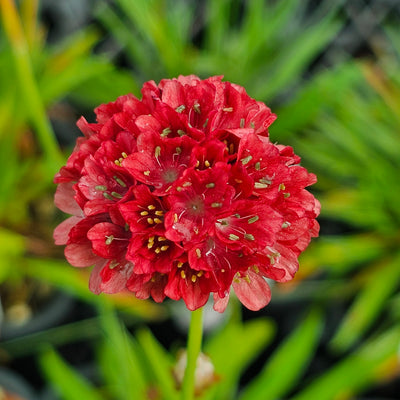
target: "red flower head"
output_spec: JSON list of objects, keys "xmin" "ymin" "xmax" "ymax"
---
[{"xmin": 54, "ymin": 75, "xmax": 320, "ymax": 312}]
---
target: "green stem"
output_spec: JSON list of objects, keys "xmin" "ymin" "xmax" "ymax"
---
[{"xmin": 181, "ymin": 307, "xmax": 204, "ymax": 400}]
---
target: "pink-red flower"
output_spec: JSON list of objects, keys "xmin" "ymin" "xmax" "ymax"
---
[{"xmin": 54, "ymin": 75, "xmax": 320, "ymax": 312}]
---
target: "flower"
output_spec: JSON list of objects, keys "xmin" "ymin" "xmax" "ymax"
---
[{"xmin": 54, "ymin": 75, "xmax": 320, "ymax": 312}]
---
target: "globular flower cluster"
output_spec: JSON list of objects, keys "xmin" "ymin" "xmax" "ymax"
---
[{"xmin": 54, "ymin": 75, "xmax": 320, "ymax": 312}]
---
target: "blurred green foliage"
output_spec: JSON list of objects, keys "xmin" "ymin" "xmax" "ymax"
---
[{"xmin": 0, "ymin": 0, "xmax": 399, "ymax": 399}]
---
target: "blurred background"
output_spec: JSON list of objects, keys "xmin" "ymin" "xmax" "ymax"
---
[{"xmin": 0, "ymin": 0, "xmax": 400, "ymax": 399}]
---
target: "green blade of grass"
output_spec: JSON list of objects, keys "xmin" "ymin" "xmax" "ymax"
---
[
  {"xmin": 330, "ymin": 252, "xmax": 400, "ymax": 352},
  {"xmin": 239, "ymin": 308, "xmax": 323, "ymax": 400},
  {"xmin": 291, "ymin": 325, "xmax": 400, "ymax": 400},
  {"xmin": 40, "ymin": 347, "xmax": 103, "ymax": 400}
]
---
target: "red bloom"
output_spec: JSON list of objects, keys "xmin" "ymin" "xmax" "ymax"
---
[{"xmin": 54, "ymin": 75, "xmax": 320, "ymax": 312}]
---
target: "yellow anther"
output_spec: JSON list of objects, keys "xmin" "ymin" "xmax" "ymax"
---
[
  {"xmin": 140, "ymin": 211, "xmax": 149, "ymax": 216},
  {"xmin": 174, "ymin": 213, "xmax": 178, "ymax": 223},
  {"xmin": 114, "ymin": 160, "xmax": 121, "ymax": 166},
  {"xmin": 155, "ymin": 247, "xmax": 161, "ymax": 254},
  {"xmin": 147, "ymin": 242, "xmax": 154, "ymax": 249},
  {"xmin": 181, "ymin": 270, "xmax": 186, "ymax": 279},
  {"xmin": 147, "ymin": 218, "xmax": 154, "ymax": 224},
  {"xmin": 253, "ymin": 265, "xmax": 260, "ymax": 273},
  {"xmin": 148, "ymin": 204, "xmax": 156, "ymax": 210},
  {"xmin": 195, "ymin": 248, "xmax": 201, "ymax": 258},
  {"xmin": 193, "ymin": 103, "xmax": 201, "ymax": 114},
  {"xmin": 255, "ymin": 162, "xmax": 261, "ymax": 170},
  {"xmin": 244, "ymin": 275, "xmax": 251, "ymax": 283},
  {"xmin": 197, "ymin": 271, "xmax": 203, "ymax": 277},
  {"xmin": 105, "ymin": 235, "xmax": 114, "ymax": 245},
  {"xmin": 205, "ymin": 183, "xmax": 215, "ymax": 188},
  {"xmin": 148, "ymin": 236, "xmax": 155, "ymax": 242},
  {"xmin": 155, "ymin": 146, "xmax": 161, "ymax": 158},
  {"xmin": 144, "ymin": 170, "xmax": 151, "ymax": 176},
  {"xmin": 240, "ymin": 118, "xmax": 245, "ymax": 128},
  {"xmin": 279, "ymin": 183, "xmax": 286, "ymax": 191},
  {"xmin": 248, "ymin": 215, "xmax": 259, "ymax": 224},
  {"xmin": 254, "ymin": 182, "xmax": 269, "ymax": 189},
  {"xmin": 154, "ymin": 218, "xmax": 163, "ymax": 224},
  {"xmin": 204, "ymin": 160, "xmax": 211, "ymax": 167},
  {"xmin": 177, "ymin": 261, "xmax": 184, "ymax": 268},
  {"xmin": 157, "ymin": 236, "xmax": 167, "ymax": 241},
  {"xmin": 191, "ymin": 275, "xmax": 197, "ymax": 283},
  {"xmin": 121, "ymin": 152, "xmax": 128, "ymax": 158},
  {"xmin": 223, "ymin": 107, "xmax": 233, "ymax": 112},
  {"xmin": 244, "ymin": 233, "xmax": 255, "ymax": 241},
  {"xmin": 211, "ymin": 202, "xmax": 222, "ymax": 208},
  {"xmin": 160, "ymin": 245, "xmax": 169, "ymax": 251},
  {"xmin": 229, "ymin": 233, "xmax": 240, "ymax": 241},
  {"xmin": 155, "ymin": 210, "xmax": 164, "ymax": 216}
]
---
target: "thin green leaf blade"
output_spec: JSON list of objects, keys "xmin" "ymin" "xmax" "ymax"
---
[{"xmin": 239, "ymin": 308, "xmax": 323, "ymax": 400}]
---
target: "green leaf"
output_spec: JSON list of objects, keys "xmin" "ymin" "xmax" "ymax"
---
[
  {"xmin": 98, "ymin": 303, "xmax": 148, "ymax": 400},
  {"xmin": 239, "ymin": 308, "xmax": 323, "ymax": 400},
  {"xmin": 40, "ymin": 347, "xmax": 103, "ymax": 400},
  {"xmin": 136, "ymin": 328, "xmax": 180, "ymax": 400},
  {"xmin": 205, "ymin": 314, "xmax": 276, "ymax": 400},
  {"xmin": 331, "ymin": 252, "xmax": 400, "ymax": 352},
  {"xmin": 291, "ymin": 325, "xmax": 400, "ymax": 400}
]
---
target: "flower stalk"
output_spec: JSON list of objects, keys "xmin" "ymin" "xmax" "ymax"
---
[{"xmin": 181, "ymin": 307, "xmax": 204, "ymax": 400}]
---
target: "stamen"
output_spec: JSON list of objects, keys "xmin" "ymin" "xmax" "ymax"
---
[
  {"xmin": 140, "ymin": 211, "xmax": 149, "ymax": 216},
  {"xmin": 223, "ymin": 107, "xmax": 233, "ymax": 112},
  {"xmin": 158, "ymin": 236, "xmax": 167, "ymax": 241},
  {"xmin": 253, "ymin": 265, "xmax": 260, "ymax": 273},
  {"xmin": 211, "ymin": 202, "xmax": 222, "ymax": 208},
  {"xmin": 205, "ymin": 183, "xmax": 215, "ymax": 188},
  {"xmin": 154, "ymin": 218, "xmax": 163, "ymax": 224},
  {"xmin": 193, "ymin": 103, "xmax": 201, "ymax": 114},
  {"xmin": 177, "ymin": 129, "xmax": 186, "ymax": 136},
  {"xmin": 95, "ymin": 185, "xmax": 107, "ymax": 191},
  {"xmin": 255, "ymin": 162, "xmax": 261, "ymax": 171},
  {"xmin": 248, "ymin": 216, "xmax": 259, "ymax": 224},
  {"xmin": 114, "ymin": 160, "xmax": 121, "ymax": 166},
  {"xmin": 241, "ymin": 155, "xmax": 252, "ymax": 165},
  {"xmin": 113, "ymin": 176, "xmax": 126, "ymax": 187},
  {"xmin": 176, "ymin": 105, "xmax": 186, "ymax": 113},
  {"xmin": 160, "ymin": 245, "xmax": 169, "ymax": 251},
  {"xmin": 177, "ymin": 261, "xmax": 184, "ymax": 268},
  {"xmin": 181, "ymin": 270, "xmax": 186, "ymax": 279},
  {"xmin": 147, "ymin": 242, "xmax": 154, "ymax": 249},
  {"xmin": 103, "ymin": 192, "xmax": 114, "ymax": 201},
  {"xmin": 182, "ymin": 181, "xmax": 192, "ymax": 187},
  {"xmin": 109, "ymin": 261, "xmax": 119, "ymax": 269},
  {"xmin": 250, "ymin": 122, "xmax": 255, "ymax": 129},
  {"xmin": 121, "ymin": 152, "xmax": 128, "ymax": 158},
  {"xmin": 204, "ymin": 160, "xmax": 211, "ymax": 167},
  {"xmin": 244, "ymin": 233, "xmax": 255, "ymax": 241},
  {"xmin": 279, "ymin": 183, "xmax": 286, "ymax": 191},
  {"xmin": 282, "ymin": 221, "xmax": 291, "ymax": 229},
  {"xmin": 174, "ymin": 213, "xmax": 178, "ymax": 223},
  {"xmin": 203, "ymin": 118, "xmax": 208, "ymax": 128},
  {"xmin": 155, "ymin": 210, "xmax": 164, "ymax": 216},
  {"xmin": 175, "ymin": 147, "xmax": 182, "ymax": 154},
  {"xmin": 195, "ymin": 248, "xmax": 201, "ymax": 258},
  {"xmin": 155, "ymin": 247, "xmax": 161, "ymax": 254},
  {"xmin": 197, "ymin": 271, "xmax": 203, "ymax": 277},
  {"xmin": 244, "ymin": 275, "xmax": 251, "ymax": 283},
  {"xmin": 191, "ymin": 275, "xmax": 197, "ymax": 283},
  {"xmin": 147, "ymin": 218, "xmax": 154, "ymax": 224},
  {"xmin": 105, "ymin": 235, "xmax": 114, "ymax": 245},
  {"xmin": 143, "ymin": 170, "xmax": 151, "ymax": 176},
  {"xmin": 240, "ymin": 118, "xmax": 245, "ymax": 128},
  {"xmin": 155, "ymin": 146, "xmax": 161, "ymax": 158},
  {"xmin": 229, "ymin": 233, "xmax": 240, "ymax": 241},
  {"xmin": 254, "ymin": 182, "xmax": 269, "ymax": 189},
  {"xmin": 111, "ymin": 191, "xmax": 123, "ymax": 199},
  {"xmin": 148, "ymin": 205, "xmax": 156, "ymax": 210},
  {"xmin": 284, "ymin": 193, "xmax": 290, "ymax": 198},
  {"xmin": 161, "ymin": 127, "xmax": 171, "ymax": 137}
]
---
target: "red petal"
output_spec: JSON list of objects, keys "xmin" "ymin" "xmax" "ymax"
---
[{"xmin": 232, "ymin": 270, "xmax": 271, "ymax": 311}]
